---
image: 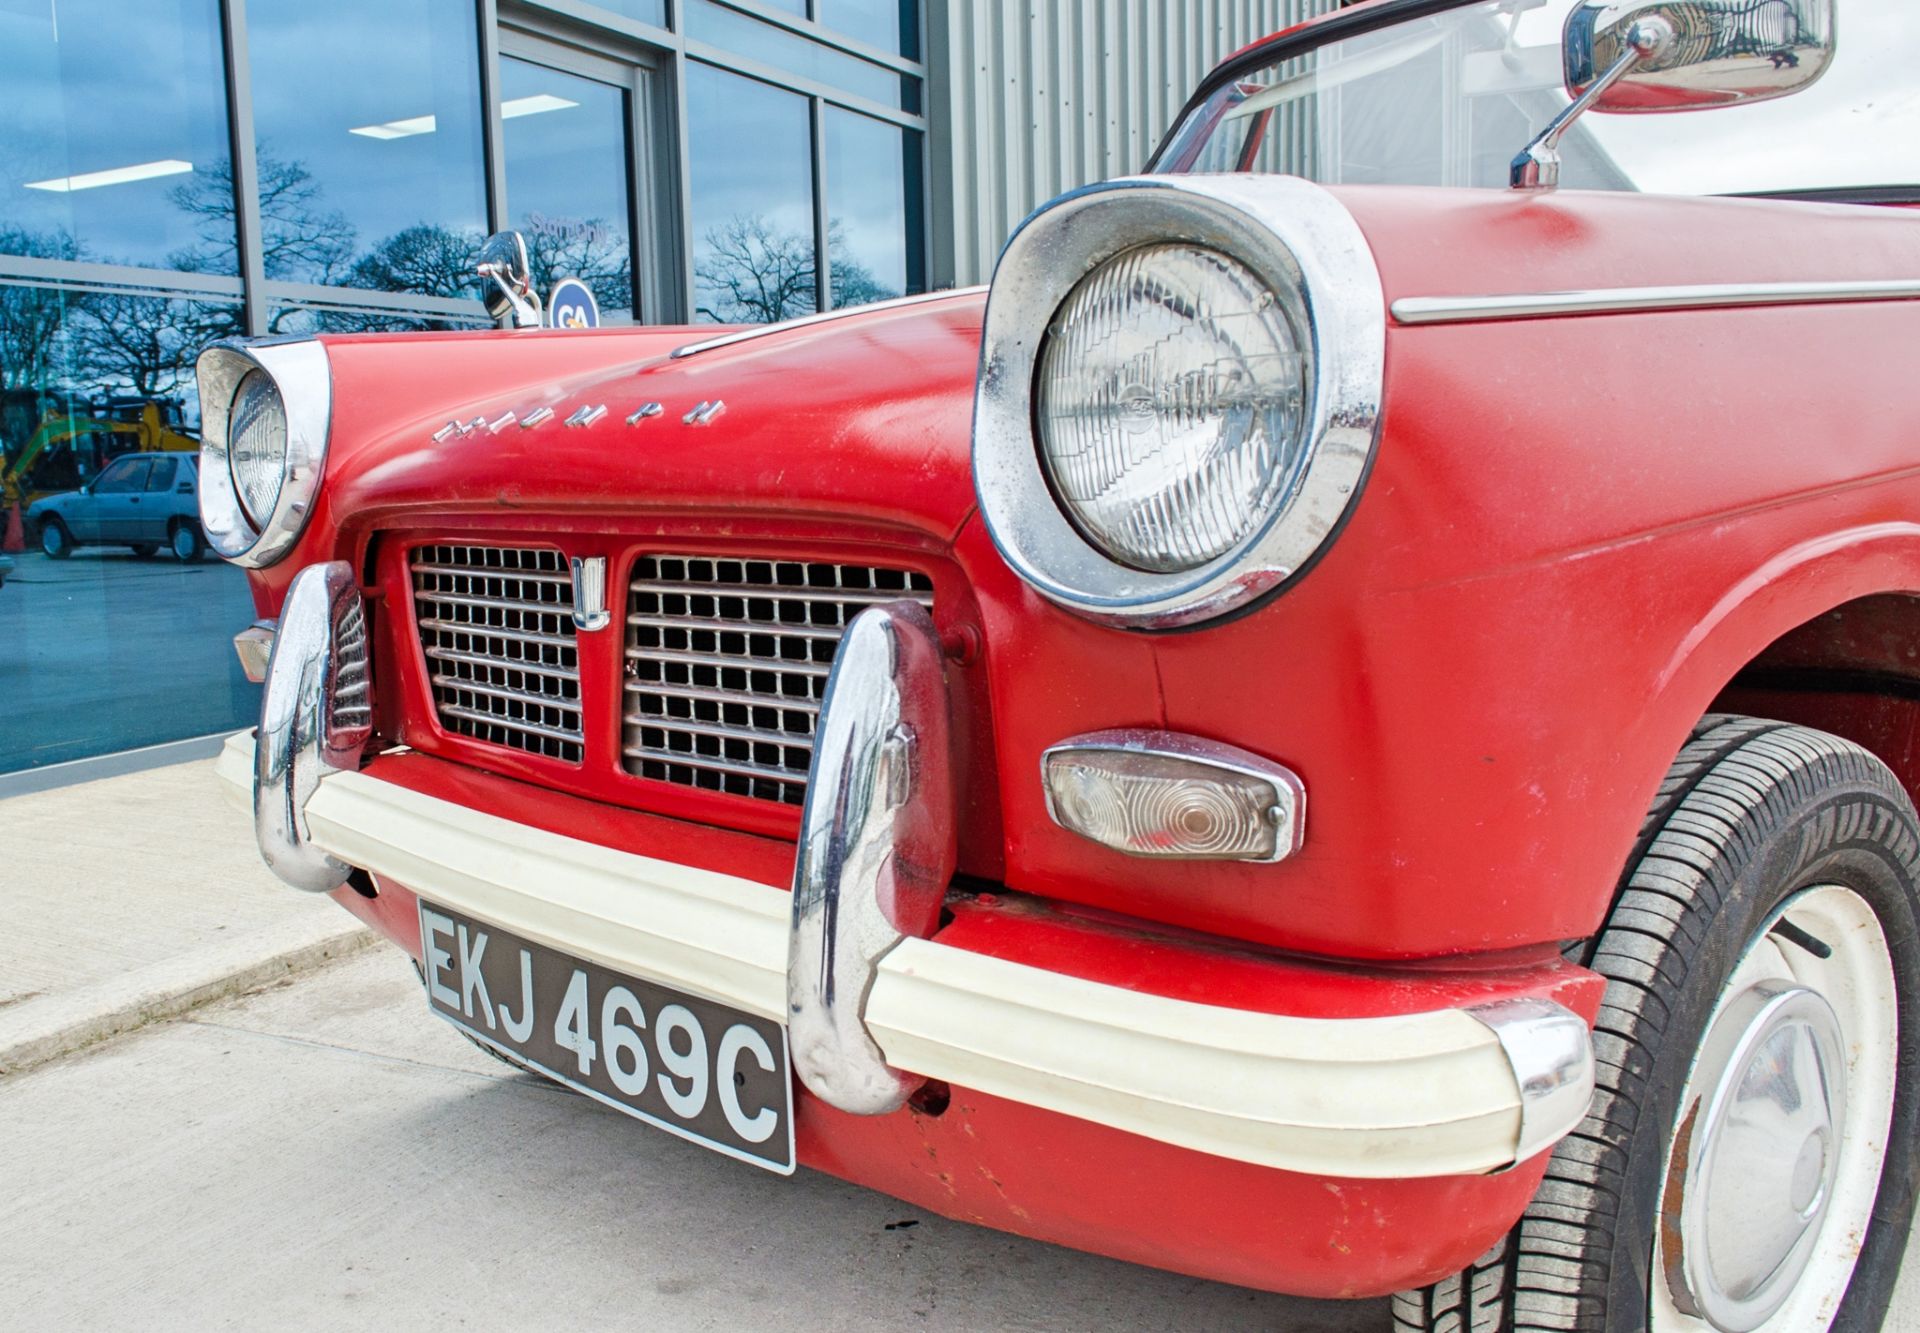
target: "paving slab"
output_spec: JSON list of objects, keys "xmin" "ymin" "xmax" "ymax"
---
[{"xmin": 0, "ymin": 753, "xmax": 368, "ymax": 1070}]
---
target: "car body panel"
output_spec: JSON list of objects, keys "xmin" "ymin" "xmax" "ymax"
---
[{"xmin": 239, "ymin": 184, "xmax": 1920, "ymax": 959}]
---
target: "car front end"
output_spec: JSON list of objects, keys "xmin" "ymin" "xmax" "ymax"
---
[
  {"xmin": 198, "ymin": 0, "xmax": 1920, "ymax": 1314},
  {"xmin": 198, "ymin": 203, "xmax": 1604, "ymax": 1292}
]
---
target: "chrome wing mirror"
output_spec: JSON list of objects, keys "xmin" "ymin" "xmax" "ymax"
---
[
  {"xmin": 476, "ymin": 230, "xmax": 543, "ymax": 329},
  {"xmin": 1514, "ymin": 0, "xmax": 1836, "ymax": 191}
]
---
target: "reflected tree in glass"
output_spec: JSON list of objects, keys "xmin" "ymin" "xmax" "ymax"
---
[
  {"xmin": 169, "ymin": 155, "xmax": 357, "ymax": 284},
  {"xmin": 693, "ymin": 213, "xmax": 898, "ymax": 323}
]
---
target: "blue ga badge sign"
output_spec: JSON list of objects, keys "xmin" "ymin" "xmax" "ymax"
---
[{"xmin": 548, "ymin": 278, "xmax": 600, "ymax": 329}]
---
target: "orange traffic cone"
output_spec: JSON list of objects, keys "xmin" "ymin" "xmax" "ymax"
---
[{"xmin": 1, "ymin": 502, "xmax": 23, "ymax": 555}]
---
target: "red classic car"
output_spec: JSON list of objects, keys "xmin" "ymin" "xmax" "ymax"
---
[{"xmin": 201, "ymin": 0, "xmax": 1920, "ymax": 1328}]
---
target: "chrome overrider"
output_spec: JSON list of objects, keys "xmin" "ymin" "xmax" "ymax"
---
[
  {"xmin": 788, "ymin": 601, "xmax": 954, "ymax": 1115},
  {"xmin": 240, "ymin": 563, "xmax": 1598, "ymax": 1172},
  {"xmin": 255, "ymin": 560, "xmax": 372, "ymax": 892}
]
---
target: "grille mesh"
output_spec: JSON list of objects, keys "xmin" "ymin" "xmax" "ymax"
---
[
  {"xmin": 411, "ymin": 544, "xmax": 583, "ymax": 763},
  {"xmin": 622, "ymin": 555, "xmax": 935, "ymax": 805}
]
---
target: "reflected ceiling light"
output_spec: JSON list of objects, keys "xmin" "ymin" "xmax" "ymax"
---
[
  {"xmin": 24, "ymin": 159, "xmax": 193, "ymax": 192},
  {"xmin": 501, "ymin": 94, "xmax": 580, "ymax": 118},
  {"xmin": 349, "ymin": 114, "xmax": 437, "ymax": 140}
]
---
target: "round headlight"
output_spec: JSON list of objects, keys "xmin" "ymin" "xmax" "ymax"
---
[
  {"xmin": 1035, "ymin": 244, "xmax": 1307, "ymax": 574},
  {"xmin": 228, "ymin": 369, "xmax": 288, "ymax": 528},
  {"xmin": 971, "ymin": 176, "xmax": 1384, "ymax": 629}
]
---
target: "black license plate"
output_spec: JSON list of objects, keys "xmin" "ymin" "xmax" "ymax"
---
[{"xmin": 418, "ymin": 899, "xmax": 795, "ymax": 1173}]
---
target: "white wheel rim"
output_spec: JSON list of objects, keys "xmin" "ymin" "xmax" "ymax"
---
[
  {"xmin": 174, "ymin": 528, "xmax": 193, "ymax": 558},
  {"xmin": 1651, "ymin": 884, "xmax": 1898, "ymax": 1332}
]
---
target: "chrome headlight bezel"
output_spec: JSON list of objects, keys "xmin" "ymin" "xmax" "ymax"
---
[
  {"xmin": 195, "ymin": 338, "xmax": 333, "ymax": 567},
  {"xmin": 972, "ymin": 175, "xmax": 1385, "ymax": 630}
]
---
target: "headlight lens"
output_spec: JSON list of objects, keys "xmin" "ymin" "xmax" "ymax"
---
[
  {"xmin": 1035, "ymin": 243, "xmax": 1308, "ymax": 574},
  {"xmin": 228, "ymin": 369, "xmax": 287, "ymax": 527}
]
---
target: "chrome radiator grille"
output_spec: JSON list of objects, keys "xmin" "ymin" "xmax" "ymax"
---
[
  {"xmin": 623, "ymin": 555, "xmax": 934, "ymax": 805},
  {"xmin": 411, "ymin": 544, "xmax": 583, "ymax": 762}
]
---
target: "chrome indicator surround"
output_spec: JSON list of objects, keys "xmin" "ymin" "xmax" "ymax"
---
[
  {"xmin": 1039, "ymin": 729, "xmax": 1305, "ymax": 863},
  {"xmin": 1392, "ymin": 278, "xmax": 1920, "ymax": 326},
  {"xmin": 195, "ymin": 338, "xmax": 333, "ymax": 568},
  {"xmin": 254, "ymin": 561, "xmax": 372, "ymax": 892},
  {"xmin": 972, "ymin": 175, "xmax": 1386, "ymax": 630},
  {"xmin": 787, "ymin": 600, "xmax": 954, "ymax": 1116}
]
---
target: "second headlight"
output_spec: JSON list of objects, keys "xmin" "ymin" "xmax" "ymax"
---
[
  {"xmin": 194, "ymin": 339, "xmax": 333, "ymax": 567},
  {"xmin": 228, "ymin": 369, "xmax": 288, "ymax": 528}
]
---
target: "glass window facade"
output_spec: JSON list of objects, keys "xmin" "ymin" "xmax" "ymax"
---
[
  {"xmin": 685, "ymin": 0, "xmax": 904, "ymax": 108},
  {"xmin": 819, "ymin": 0, "xmax": 919, "ymax": 59},
  {"xmin": 245, "ymin": 0, "xmax": 490, "ymax": 298},
  {"xmin": 1, "ymin": 0, "xmax": 237, "ymax": 275},
  {"xmin": 687, "ymin": 64, "xmax": 818, "ymax": 324},
  {"xmin": 501, "ymin": 59, "xmax": 637, "ymax": 324},
  {"xmin": 824, "ymin": 107, "xmax": 924, "ymax": 306},
  {"xmin": 0, "ymin": 0, "xmax": 925, "ymax": 776}
]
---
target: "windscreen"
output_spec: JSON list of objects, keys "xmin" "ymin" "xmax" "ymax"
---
[{"xmin": 1152, "ymin": 0, "xmax": 1919, "ymax": 196}]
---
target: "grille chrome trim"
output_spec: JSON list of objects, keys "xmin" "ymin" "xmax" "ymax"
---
[
  {"xmin": 440, "ymin": 703, "xmax": 584, "ymax": 746},
  {"xmin": 621, "ymin": 680, "xmax": 822, "ymax": 715},
  {"xmin": 619, "ymin": 746, "xmax": 807, "ymax": 786},
  {"xmin": 411, "ymin": 561, "xmax": 571, "ymax": 585},
  {"xmin": 416, "ymin": 618, "xmax": 576, "ymax": 651},
  {"xmin": 624, "ymin": 645, "xmax": 836, "ymax": 679},
  {"xmin": 429, "ymin": 672, "xmax": 584, "ymax": 715},
  {"xmin": 412, "ymin": 544, "xmax": 584, "ymax": 763},
  {"xmin": 623, "ymin": 555, "xmax": 935, "ymax": 806},
  {"xmin": 633, "ymin": 581, "xmax": 936, "ymax": 608},
  {"xmin": 626, "ymin": 612, "xmax": 852, "ymax": 643}
]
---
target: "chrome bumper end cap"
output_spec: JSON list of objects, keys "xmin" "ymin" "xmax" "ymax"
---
[{"xmin": 1470, "ymin": 996, "xmax": 1598, "ymax": 1167}]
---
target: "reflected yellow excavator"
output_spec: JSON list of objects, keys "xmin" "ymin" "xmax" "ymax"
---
[{"xmin": 1, "ymin": 398, "xmax": 199, "ymax": 508}]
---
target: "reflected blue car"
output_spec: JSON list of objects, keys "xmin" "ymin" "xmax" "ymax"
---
[{"xmin": 27, "ymin": 452, "xmax": 206, "ymax": 562}]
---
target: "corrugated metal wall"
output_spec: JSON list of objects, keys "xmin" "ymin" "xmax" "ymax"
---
[{"xmin": 925, "ymin": 0, "xmax": 1333, "ymax": 287}]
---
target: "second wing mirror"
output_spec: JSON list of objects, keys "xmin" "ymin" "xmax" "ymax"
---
[{"xmin": 476, "ymin": 230, "xmax": 543, "ymax": 329}]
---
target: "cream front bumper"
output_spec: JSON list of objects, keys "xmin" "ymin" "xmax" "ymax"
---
[{"xmin": 216, "ymin": 722, "xmax": 1594, "ymax": 1181}]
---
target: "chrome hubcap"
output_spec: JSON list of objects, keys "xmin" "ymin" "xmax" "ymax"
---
[
  {"xmin": 1669, "ymin": 982, "xmax": 1847, "ymax": 1330},
  {"xmin": 1653, "ymin": 885, "xmax": 1898, "ymax": 1333}
]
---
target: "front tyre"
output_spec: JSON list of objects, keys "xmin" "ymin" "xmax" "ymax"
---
[{"xmin": 1395, "ymin": 716, "xmax": 1920, "ymax": 1332}]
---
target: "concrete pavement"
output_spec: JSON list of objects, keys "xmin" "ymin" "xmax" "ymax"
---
[
  {"xmin": 1, "ymin": 947, "xmax": 1383, "ymax": 1332},
  {"xmin": 0, "ymin": 754, "xmax": 369, "ymax": 1072}
]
